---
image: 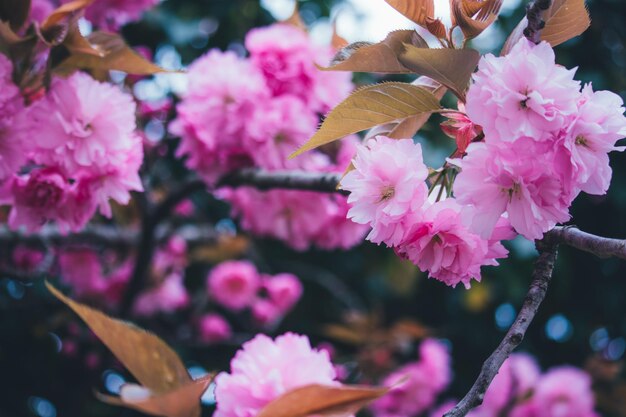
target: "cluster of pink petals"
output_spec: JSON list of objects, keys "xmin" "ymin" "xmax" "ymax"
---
[
  {"xmin": 435, "ymin": 355, "xmax": 599, "ymax": 417},
  {"xmin": 214, "ymin": 333, "xmax": 338, "ymax": 417},
  {"xmin": 171, "ymin": 24, "xmax": 365, "ymax": 251},
  {"xmin": 341, "ymin": 137, "xmax": 512, "ymax": 288},
  {"xmin": 206, "ymin": 260, "xmax": 303, "ymax": 327},
  {"xmin": 0, "ymin": 71, "xmax": 143, "ymax": 232},
  {"xmin": 58, "ymin": 249, "xmax": 132, "ymax": 305},
  {"xmin": 457, "ymin": 38, "xmax": 626, "ymax": 240},
  {"xmin": 198, "ymin": 313, "xmax": 232, "ymax": 344},
  {"xmin": 0, "ymin": 54, "xmax": 28, "ymax": 182},
  {"xmin": 371, "ymin": 339, "xmax": 451, "ymax": 417}
]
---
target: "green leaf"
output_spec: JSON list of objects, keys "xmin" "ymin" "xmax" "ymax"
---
[
  {"xmin": 398, "ymin": 45, "xmax": 480, "ymax": 100},
  {"xmin": 321, "ymin": 30, "xmax": 427, "ymax": 74},
  {"xmin": 291, "ymin": 82, "xmax": 442, "ymax": 157}
]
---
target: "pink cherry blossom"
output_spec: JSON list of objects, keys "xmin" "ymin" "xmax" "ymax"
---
[
  {"xmin": 0, "ymin": 53, "xmax": 28, "ymax": 181},
  {"xmin": 466, "ymin": 38, "xmax": 580, "ymax": 142},
  {"xmin": 251, "ymin": 298, "xmax": 283, "ymax": 328},
  {"xmin": 58, "ymin": 249, "xmax": 108, "ymax": 297},
  {"xmin": 198, "ymin": 314, "xmax": 232, "ymax": 344},
  {"xmin": 371, "ymin": 339, "xmax": 451, "ymax": 417},
  {"xmin": 312, "ymin": 195, "xmax": 368, "ymax": 250},
  {"xmin": 214, "ymin": 333, "xmax": 338, "ymax": 417},
  {"xmin": 29, "ymin": 0, "xmax": 55, "ymax": 23},
  {"xmin": 245, "ymin": 23, "xmax": 352, "ymax": 113},
  {"xmin": 171, "ymin": 50, "xmax": 269, "ymax": 184},
  {"xmin": 263, "ymin": 273, "xmax": 303, "ymax": 314},
  {"xmin": 133, "ymin": 273, "xmax": 190, "ymax": 317},
  {"xmin": 562, "ymin": 84, "xmax": 626, "ymax": 195},
  {"xmin": 341, "ymin": 136, "xmax": 429, "ymax": 246},
  {"xmin": 207, "ymin": 261, "xmax": 260, "ymax": 311},
  {"xmin": 454, "ymin": 139, "xmax": 573, "ymax": 240}
]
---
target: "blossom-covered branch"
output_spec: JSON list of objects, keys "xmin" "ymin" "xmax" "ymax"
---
[{"xmin": 443, "ymin": 238, "xmax": 559, "ymax": 417}]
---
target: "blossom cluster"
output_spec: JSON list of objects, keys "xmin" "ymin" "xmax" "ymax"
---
[
  {"xmin": 171, "ymin": 23, "xmax": 368, "ymax": 251},
  {"xmin": 207, "ymin": 260, "xmax": 303, "ymax": 328},
  {"xmin": 432, "ymin": 353, "xmax": 599, "ymax": 417},
  {"xmin": 0, "ymin": 55, "xmax": 144, "ymax": 233},
  {"xmin": 30, "ymin": 0, "xmax": 158, "ymax": 30},
  {"xmin": 341, "ymin": 38, "xmax": 626, "ymax": 287}
]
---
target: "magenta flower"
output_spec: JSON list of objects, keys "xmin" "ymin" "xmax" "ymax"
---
[
  {"xmin": 0, "ymin": 54, "xmax": 28, "ymax": 181},
  {"xmin": 198, "ymin": 314, "xmax": 232, "ymax": 344},
  {"xmin": 214, "ymin": 333, "xmax": 338, "ymax": 417},
  {"xmin": 61, "ymin": 0, "xmax": 159, "ymax": 31},
  {"xmin": 263, "ymin": 273, "xmax": 303, "ymax": 314},
  {"xmin": 133, "ymin": 273, "xmax": 190, "ymax": 317},
  {"xmin": 207, "ymin": 261, "xmax": 261, "ymax": 311}
]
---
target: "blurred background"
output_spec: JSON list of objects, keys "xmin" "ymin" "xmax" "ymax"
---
[{"xmin": 2, "ymin": 0, "xmax": 626, "ymax": 416}]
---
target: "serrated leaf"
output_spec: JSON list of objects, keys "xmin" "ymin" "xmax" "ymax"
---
[
  {"xmin": 256, "ymin": 384, "xmax": 390, "ymax": 417},
  {"xmin": 46, "ymin": 282, "xmax": 191, "ymax": 394},
  {"xmin": 97, "ymin": 375, "xmax": 212, "ymax": 417},
  {"xmin": 322, "ymin": 30, "xmax": 427, "ymax": 74},
  {"xmin": 291, "ymin": 82, "xmax": 442, "ymax": 157},
  {"xmin": 0, "ymin": 0, "xmax": 31, "ymax": 31},
  {"xmin": 54, "ymin": 31, "xmax": 168, "ymax": 75},
  {"xmin": 398, "ymin": 45, "xmax": 480, "ymax": 100},
  {"xmin": 385, "ymin": 0, "xmax": 435, "ymax": 27},
  {"xmin": 451, "ymin": 0, "xmax": 503, "ymax": 40},
  {"xmin": 366, "ymin": 77, "xmax": 446, "ymax": 140},
  {"xmin": 540, "ymin": 0, "xmax": 590, "ymax": 47}
]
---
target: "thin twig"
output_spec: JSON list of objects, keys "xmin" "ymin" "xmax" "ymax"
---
[
  {"xmin": 217, "ymin": 168, "xmax": 345, "ymax": 195},
  {"xmin": 550, "ymin": 226, "xmax": 626, "ymax": 260},
  {"xmin": 443, "ymin": 236, "xmax": 559, "ymax": 417}
]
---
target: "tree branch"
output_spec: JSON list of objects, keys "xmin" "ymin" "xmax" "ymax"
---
[
  {"xmin": 550, "ymin": 226, "xmax": 626, "ymax": 260},
  {"xmin": 217, "ymin": 168, "xmax": 345, "ymax": 194},
  {"xmin": 524, "ymin": 0, "xmax": 553, "ymax": 43},
  {"xmin": 443, "ymin": 236, "xmax": 559, "ymax": 417}
]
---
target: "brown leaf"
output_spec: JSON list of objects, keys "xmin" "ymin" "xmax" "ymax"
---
[
  {"xmin": 398, "ymin": 45, "xmax": 480, "ymax": 100},
  {"xmin": 282, "ymin": 4, "xmax": 306, "ymax": 31},
  {"xmin": 331, "ymin": 21, "xmax": 348, "ymax": 50},
  {"xmin": 55, "ymin": 31, "xmax": 168, "ymax": 75},
  {"xmin": 384, "ymin": 0, "xmax": 435, "ymax": 27},
  {"xmin": 41, "ymin": 0, "xmax": 93, "ymax": 31},
  {"xmin": 97, "ymin": 375, "xmax": 212, "ymax": 417},
  {"xmin": 451, "ymin": 0, "xmax": 503, "ymax": 40},
  {"xmin": 290, "ymin": 82, "xmax": 442, "ymax": 157},
  {"xmin": 540, "ymin": 0, "xmax": 590, "ymax": 47},
  {"xmin": 256, "ymin": 384, "xmax": 390, "ymax": 417},
  {"xmin": 323, "ymin": 30, "xmax": 426, "ymax": 74},
  {"xmin": 425, "ymin": 17, "xmax": 447, "ymax": 39},
  {"xmin": 0, "ymin": 0, "xmax": 32, "ymax": 31},
  {"xmin": 501, "ymin": 0, "xmax": 590, "ymax": 52},
  {"xmin": 46, "ymin": 282, "xmax": 191, "ymax": 394}
]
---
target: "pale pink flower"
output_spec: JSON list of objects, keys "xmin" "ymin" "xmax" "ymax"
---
[
  {"xmin": 454, "ymin": 139, "xmax": 573, "ymax": 240},
  {"xmin": 12, "ymin": 246, "xmax": 45, "ymax": 271},
  {"xmin": 263, "ymin": 273, "xmax": 303, "ymax": 314},
  {"xmin": 133, "ymin": 273, "xmax": 190, "ymax": 317},
  {"xmin": 466, "ymin": 38, "xmax": 580, "ymax": 141},
  {"xmin": 313, "ymin": 195, "xmax": 368, "ymax": 250},
  {"xmin": 198, "ymin": 313, "xmax": 232, "ymax": 344},
  {"xmin": 29, "ymin": 72, "xmax": 139, "ymax": 172},
  {"xmin": 341, "ymin": 137, "xmax": 429, "ymax": 246},
  {"xmin": 207, "ymin": 261, "xmax": 260, "ymax": 311},
  {"xmin": 396, "ymin": 200, "xmax": 507, "ymax": 288},
  {"xmin": 371, "ymin": 339, "xmax": 451, "ymax": 417},
  {"xmin": 220, "ymin": 188, "xmax": 336, "ymax": 251},
  {"xmin": 244, "ymin": 95, "xmax": 319, "ymax": 170},
  {"xmin": 214, "ymin": 333, "xmax": 338, "ymax": 417},
  {"xmin": 171, "ymin": 50, "xmax": 269, "ymax": 184},
  {"xmin": 245, "ymin": 23, "xmax": 352, "ymax": 113},
  {"xmin": 562, "ymin": 84, "xmax": 626, "ymax": 195},
  {"xmin": 61, "ymin": 0, "xmax": 158, "ymax": 31},
  {"xmin": 513, "ymin": 367, "xmax": 598, "ymax": 417}
]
